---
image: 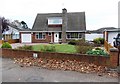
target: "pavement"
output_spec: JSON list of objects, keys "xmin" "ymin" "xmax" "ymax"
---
[{"xmin": 1, "ymin": 57, "xmax": 118, "ymax": 82}]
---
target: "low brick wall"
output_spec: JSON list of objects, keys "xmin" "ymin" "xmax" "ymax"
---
[{"xmin": 1, "ymin": 48, "xmax": 111, "ymax": 67}]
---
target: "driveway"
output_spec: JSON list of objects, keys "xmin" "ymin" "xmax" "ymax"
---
[{"xmin": 2, "ymin": 57, "xmax": 118, "ymax": 82}]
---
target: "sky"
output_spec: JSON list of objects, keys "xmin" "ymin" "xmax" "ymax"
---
[{"xmin": 0, "ymin": 0, "xmax": 119, "ymax": 30}]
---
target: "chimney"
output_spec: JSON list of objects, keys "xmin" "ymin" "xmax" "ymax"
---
[{"xmin": 62, "ymin": 8, "xmax": 67, "ymax": 43}]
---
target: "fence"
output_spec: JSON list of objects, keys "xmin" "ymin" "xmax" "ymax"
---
[
  {"xmin": 1, "ymin": 39, "xmax": 19, "ymax": 44},
  {"xmin": 104, "ymin": 40, "xmax": 114, "ymax": 53},
  {"xmin": 1, "ymin": 48, "xmax": 119, "ymax": 68},
  {"xmin": 0, "ymin": 40, "xmax": 3, "ymax": 44}
]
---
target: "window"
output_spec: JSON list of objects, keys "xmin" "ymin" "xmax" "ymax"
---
[
  {"xmin": 48, "ymin": 17, "xmax": 62, "ymax": 25},
  {"xmin": 78, "ymin": 33, "xmax": 82, "ymax": 38},
  {"xmin": 48, "ymin": 32, "xmax": 51, "ymax": 36},
  {"xmin": 67, "ymin": 33, "xmax": 82, "ymax": 39},
  {"xmin": 59, "ymin": 32, "xmax": 62, "ymax": 39},
  {"xmin": 36, "ymin": 33, "xmax": 46, "ymax": 39}
]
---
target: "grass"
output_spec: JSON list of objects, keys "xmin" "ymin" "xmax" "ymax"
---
[{"xmin": 32, "ymin": 44, "xmax": 77, "ymax": 53}]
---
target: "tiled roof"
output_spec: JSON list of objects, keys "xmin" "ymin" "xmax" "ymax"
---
[{"xmin": 32, "ymin": 12, "xmax": 86, "ymax": 31}]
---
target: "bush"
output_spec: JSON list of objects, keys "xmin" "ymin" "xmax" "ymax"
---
[
  {"xmin": 68, "ymin": 40, "xmax": 79, "ymax": 45},
  {"xmin": 17, "ymin": 45, "xmax": 33, "ymax": 50},
  {"xmin": 1, "ymin": 42, "xmax": 12, "ymax": 49},
  {"xmin": 99, "ymin": 38, "xmax": 104, "ymax": 44},
  {"xmin": 93, "ymin": 38, "xmax": 104, "ymax": 44},
  {"xmin": 86, "ymin": 49, "xmax": 108, "ymax": 56},
  {"xmin": 41, "ymin": 45, "xmax": 56, "ymax": 52},
  {"xmin": 76, "ymin": 46, "xmax": 93, "ymax": 54},
  {"xmin": 94, "ymin": 47, "xmax": 102, "ymax": 50}
]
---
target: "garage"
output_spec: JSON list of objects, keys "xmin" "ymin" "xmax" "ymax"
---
[{"xmin": 21, "ymin": 34, "xmax": 32, "ymax": 43}]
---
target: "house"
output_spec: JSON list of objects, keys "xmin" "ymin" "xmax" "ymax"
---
[
  {"xmin": 2, "ymin": 24, "xmax": 20, "ymax": 40},
  {"xmin": 104, "ymin": 28, "xmax": 120, "ymax": 46},
  {"xmin": 19, "ymin": 8, "xmax": 86, "ymax": 43},
  {"xmin": 85, "ymin": 27, "xmax": 117, "ymax": 41}
]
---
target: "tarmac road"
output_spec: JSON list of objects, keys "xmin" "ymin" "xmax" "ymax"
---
[{"xmin": 1, "ymin": 57, "xmax": 118, "ymax": 82}]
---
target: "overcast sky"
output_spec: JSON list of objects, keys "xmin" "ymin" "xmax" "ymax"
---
[{"xmin": 0, "ymin": 0, "xmax": 119, "ymax": 30}]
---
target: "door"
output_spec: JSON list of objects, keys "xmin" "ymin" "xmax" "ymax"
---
[
  {"xmin": 54, "ymin": 33, "xmax": 59, "ymax": 43},
  {"xmin": 21, "ymin": 34, "xmax": 32, "ymax": 43}
]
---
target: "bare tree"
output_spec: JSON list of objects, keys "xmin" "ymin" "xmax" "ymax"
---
[{"xmin": 0, "ymin": 17, "xmax": 9, "ymax": 33}]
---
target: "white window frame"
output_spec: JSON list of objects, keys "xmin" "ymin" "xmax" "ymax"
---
[
  {"xmin": 66, "ymin": 33, "xmax": 82, "ymax": 39},
  {"xmin": 48, "ymin": 17, "xmax": 62, "ymax": 25},
  {"xmin": 35, "ymin": 32, "xmax": 46, "ymax": 39}
]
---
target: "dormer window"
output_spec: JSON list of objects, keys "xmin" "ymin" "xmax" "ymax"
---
[{"xmin": 48, "ymin": 17, "xmax": 62, "ymax": 27}]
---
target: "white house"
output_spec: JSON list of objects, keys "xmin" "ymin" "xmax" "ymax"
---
[
  {"xmin": 85, "ymin": 27, "xmax": 116, "ymax": 41},
  {"xmin": 104, "ymin": 28, "xmax": 120, "ymax": 46},
  {"xmin": 2, "ymin": 24, "xmax": 20, "ymax": 40}
]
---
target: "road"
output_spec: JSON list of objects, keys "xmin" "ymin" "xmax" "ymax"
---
[{"xmin": 1, "ymin": 57, "xmax": 118, "ymax": 82}]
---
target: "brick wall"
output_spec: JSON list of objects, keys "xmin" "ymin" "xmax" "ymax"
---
[
  {"xmin": 20, "ymin": 32, "xmax": 54, "ymax": 43},
  {"xmin": 1, "ymin": 48, "xmax": 113, "ymax": 67},
  {"xmin": 32, "ymin": 32, "xmax": 54, "ymax": 43}
]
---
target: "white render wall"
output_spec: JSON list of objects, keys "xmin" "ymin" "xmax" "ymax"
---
[
  {"xmin": 85, "ymin": 33, "xmax": 103, "ymax": 41},
  {"xmin": 108, "ymin": 32, "xmax": 118, "ymax": 46}
]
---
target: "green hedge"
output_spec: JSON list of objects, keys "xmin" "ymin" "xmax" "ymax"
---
[{"xmin": 1, "ymin": 42, "xmax": 12, "ymax": 49}]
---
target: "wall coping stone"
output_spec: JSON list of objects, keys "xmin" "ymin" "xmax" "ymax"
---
[{"xmin": 110, "ymin": 48, "xmax": 119, "ymax": 52}]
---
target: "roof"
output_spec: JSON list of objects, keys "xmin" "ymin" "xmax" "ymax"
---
[
  {"xmin": 9, "ymin": 23, "xmax": 32, "ymax": 31},
  {"xmin": 105, "ymin": 28, "xmax": 120, "ymax": 32},
  {"xmin": 32, "ymin": 12, "xmax": 86, "ymax": 31},
  {"xmin": 8, "ymin": 24, "xmax": 22, "ymax": 31},
  {"xmin": 87, "ymin": 27, "xmax": 117, "ymax": 33}
]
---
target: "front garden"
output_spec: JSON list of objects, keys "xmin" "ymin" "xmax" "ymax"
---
[
  {"xmin": 14, "ymin": 38, "xmax": 108, "ymax": 56},
  {"xmin": 33, "ymin": 44, "xmax": 77, "ymax": 53},
  {"xmin": 1, "ymin": 38, "xmax": 109, "ymax": 56}
]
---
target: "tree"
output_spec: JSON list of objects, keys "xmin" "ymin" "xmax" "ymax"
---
[
  {"xmin": 0, "ymin": 17, "xmax": 9, "ymax": 33},
  {"xmin": 21, "ymin": 21, "xmax": 28, "ymax": 29}
]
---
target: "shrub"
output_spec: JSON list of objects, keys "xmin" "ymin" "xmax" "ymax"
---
[
  {"xmin": 68, "ymin": 40, "xmax": 79, "ymax": 45},
  {"xmin": 76, "ymin": 39, "xmax": 94, "ymax": 54},
  {"xmin": 41, "ymin": 45, "xmax": 56, "ymax": 52},
  {"xmin": 86, "ymin": 49, "xmax": 108, "ymax": 56},
  {"xmin": 94, "ymin": 47, "xmax": 102, "ymax": 50},
  {"xmin": 93, "ymin": 38, "xmax": 104, "ymax": 44},
  {"xmin": 1, "ymin": 42, "xmax": 12, "ymax": 49},
  {"xmin": 99, "ymin": 38, "xmax": 104, "ymax": 44},
  {"xmin": 76, "ymin": 46, "xmax": 93, "ymax": 54},
  {"xmin": 17, "ymin": 45, "xmax": 33, "ymax": 50}
]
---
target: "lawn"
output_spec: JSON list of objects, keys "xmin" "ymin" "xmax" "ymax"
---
[{"xmin": 32, "ymin": 44, "xmax": 77, "ymax": 53}]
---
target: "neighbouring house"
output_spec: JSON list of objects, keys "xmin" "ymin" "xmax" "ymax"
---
[
  {"xmin": 19, "ymin": 8, "xmax": 86, "ymax": 43},
  {"xmin": 2, "ymin": 24, "xmax": 21, "ymax": 40},
  {"xmin": 85, "ymin": 27, "xmax": 117, "ymax": 41},
  {"xmin": 104, "ymin": 28, "xmax": 120, "ymax": 46}
]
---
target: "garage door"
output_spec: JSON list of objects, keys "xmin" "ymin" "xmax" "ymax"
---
[{"xmin": 21, "ymin": 34, "xmax": 32, "ymax": 43}]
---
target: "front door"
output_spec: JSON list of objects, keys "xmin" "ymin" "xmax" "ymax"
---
[{"xmin": 54, "ymin": 33, "xmax": 59, "ymax": 43}]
